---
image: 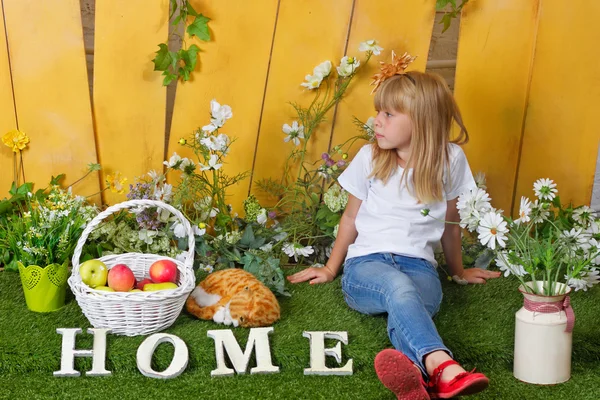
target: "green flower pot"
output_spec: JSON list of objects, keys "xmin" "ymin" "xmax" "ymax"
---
[{"xmin": 18, "ymin": 261, "xmax": 69, "ymax": 312}]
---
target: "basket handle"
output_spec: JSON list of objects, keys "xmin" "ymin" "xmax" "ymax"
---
[{"xmin": 71, "ymin": 199, "xmax": 196, "ymax": 272}]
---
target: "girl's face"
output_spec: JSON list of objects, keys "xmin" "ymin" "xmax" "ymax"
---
[{"xmin": 373, "ymin": 109, "xmax": 413, "ymax": 152}]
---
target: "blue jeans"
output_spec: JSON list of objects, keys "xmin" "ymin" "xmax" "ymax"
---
[{"xmin": 341, "ymin": 253, "xmax": 451, "ymax": 376}]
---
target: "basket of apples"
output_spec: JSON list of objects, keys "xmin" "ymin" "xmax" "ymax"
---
[{"xmin": 68, "ymin": 200, "xmax": 196, "ymax": 336}]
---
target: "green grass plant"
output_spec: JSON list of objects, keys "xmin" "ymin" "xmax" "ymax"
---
[{"xmin": 1, "ymin": 267, "xmax": 598, "ymax": 399}]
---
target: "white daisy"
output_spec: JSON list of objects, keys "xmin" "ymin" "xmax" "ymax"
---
[
  {"xmin": 201, "ymin": 264, "xmax": 214, "ymax": 273},
  {"xmin": 172, "ymin": 222, "xmax": 186, "ymax": 238},
  {"xmin": 336, "ymin": 56, "xmax": 360, "ymax": 77},
  {"xmin": 358, "ymin": 39, "xmax": 383, "ymax": 55},
  {"xmin": 163, "ymin": 152, "xmax": 182, "ymax": 168},
  {"xmin": 514, "ymin": 196, "xmax": 532, "ymax": 225},
  {"xmin": 566, "ymin": 269, "xmax": 600, "ymax": 291},
  {"xmin": 282, "ymin": 243, "xmax": 314, "ymax": 262},
  {"xmin": 495, "ymin": 251, "xmax": 527, "ymax": 277},
  {"xmin": 282, "ymin": 121, "xmax": 305, "ymax": 146},
  {"xmin": 456, "ymin": 188, "xmax": 492, "ymax": 231},
  {"xmin": 256, "ymin": 208, "xmax": 268, "ymax": 225},
  {"xmin": 533, "ymin": 178, "xmax": 558, "ymax": 201},
  {"xmin": 477, "ymin": 211, "xmax": 508, "ymax": 250},
  {"xmin": 572, "ymin": 205, "xmax": 595, "ymax": 227},
  {"xmin": 193, "ymin": 224, "xmax": 206, "ymax": 236},
  {"xmin": 301, "ymin": 73, "xmax": 324, "ymax": 90},
  {"xmin": 530, "ymin": 200, "xmax": 550, "ymax": 224},
  {"xmin": 200, "ymin": 154, "xmax": 222, "ymax": 171},
  {"xmin": 587, "ymin": 238, "xmax": 600, "ymax": 265}
]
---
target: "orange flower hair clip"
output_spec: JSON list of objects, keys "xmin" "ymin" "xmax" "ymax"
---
[{"xmin": 370, "ymin": 50, "xmax": 417, "ymax": 94}]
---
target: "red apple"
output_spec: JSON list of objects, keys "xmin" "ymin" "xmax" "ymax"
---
[
  {"xmin": 107, "ymin": 264, "xmax": 136, "ymax": 292},
  {"xmin": 136, "ymin": 278, "xmax": 153, "ymax": 290},
  {"xmin": 149, "ymin": 259, "xmax": 178, "ymax": 283}
]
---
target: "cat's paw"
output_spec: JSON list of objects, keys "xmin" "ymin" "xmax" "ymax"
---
[
  {"xmin": 213, "ymin": 306, "xmax": 226, "ymax": 323},
  {"xmin": 222, "ymin": 303, "xmax": 234, "ymax": 326}
]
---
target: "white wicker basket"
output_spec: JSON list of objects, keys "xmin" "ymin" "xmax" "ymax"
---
[{"xmin": 69, "ymin": 199, "xmax": 196, "ymax": 336}]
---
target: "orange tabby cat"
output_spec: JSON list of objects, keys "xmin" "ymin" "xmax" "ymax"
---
[{"xmin": 186, "ymin": 268, "xmax": 280, "ymax": 328}]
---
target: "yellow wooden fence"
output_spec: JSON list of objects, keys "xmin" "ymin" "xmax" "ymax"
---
[{"xmin": 1, "ymin": 0, "xmax": 598, "ymax": 215}]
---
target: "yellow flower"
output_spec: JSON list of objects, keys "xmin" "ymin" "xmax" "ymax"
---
[
  {"xmin": 2, "ymin": 130, "xmax": 30, "ymax": 152},
  {"xmin": 105, "ymin": 172, "xmax": 128, "ymax": 194}
]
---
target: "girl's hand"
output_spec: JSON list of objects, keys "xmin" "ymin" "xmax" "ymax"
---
[
  {"xmin": 287, "ymin": 265, "xmax": 336, "ymax": 285},
  {"xmin": 460, "ymin": 268, "xmax": 501, "ymax": 284}
]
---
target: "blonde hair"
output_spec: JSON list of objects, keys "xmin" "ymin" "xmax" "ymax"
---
[{"xmin": 370, "ymin": 71, "xmax": 468, "ymax": 203}]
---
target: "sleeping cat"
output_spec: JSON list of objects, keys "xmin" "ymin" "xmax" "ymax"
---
[{"xmin": 185, "ymin": 268, "xmax": 280, "ymax": 328}]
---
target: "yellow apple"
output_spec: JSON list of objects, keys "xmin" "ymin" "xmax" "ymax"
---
[
  {"xmin": 143, "ymin": 282, "xmax": 178, "ymax": 291},
  {"xmin": 79, "ymin": 259, "xmax": 108, "ymax": 288},
  {"xmin": 94, "ymin": 286, "xmax": 115, "ymax": 292}
]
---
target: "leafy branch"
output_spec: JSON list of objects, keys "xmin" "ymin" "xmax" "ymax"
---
[
  {"xmin": 152, "ymin": 0, "xmax": 211, "ymax": 85},
  {"xmin": 436, "ymin": 0, "xmax": 469, "ymax": 33}
]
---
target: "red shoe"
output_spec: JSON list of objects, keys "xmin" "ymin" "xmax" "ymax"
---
[
  {"xmin": 427, "ymin": 360, "xmax": 489, "ymax": 398},
  {"xmin": 374, "ymin": 349, "xmax": 429, "ymax": 400}
]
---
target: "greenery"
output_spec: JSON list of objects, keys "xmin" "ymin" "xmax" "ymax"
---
[
  {"xmin": 1, "ymin": 267, "xmax": 599, "ymax": 399},
  {"xmin": 436, "ymin": 0, "xmax": 469, "ymax": 33},
  {"xmin": 152, "ymin": 0, "xmax": 211, "ymax": 85},
  {"xmin": 254, "ymin": 44, "xmax": 380, "ymax": 266},
  {"xmin": 448, "ymin": 177, "xmax": 600, "ymax": 296}
]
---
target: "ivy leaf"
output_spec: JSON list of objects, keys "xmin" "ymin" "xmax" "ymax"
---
[
  {"xmin": 153, "ymin": 43, "xmax": 173, "ymax": 71},
  {"xmin": 186, "ymin": 14, "xmax": 211, "ymax": 41},
  {"xmin": 185, "ymin": 44, "xmax": 200, "ymax": 70},
  {"xmin": 436, "ymin": 0, "xmax": 454, "ymax": 10},
  {"xmin": 440, "ymin": 13, "xmax": 453, "ymax": 33},
  {"xmin": 50, "ymin": 174, "xmax": 65, "ymax": 186},
  {"xmin": 169, "ymin": 0, "xmax": 177, "ymax": 19},
  {"xmin": 186, "ymin": 2, "xmax": 199, "ymax": 17},
  {"xmin": 162, "ymin": 70, "xmax": 178, "ymax": 86}
]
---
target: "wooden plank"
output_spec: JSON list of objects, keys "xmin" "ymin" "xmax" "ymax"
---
[
  {"xmin": 2, "ymin": 0, "xmax": 100, "ymax": 201},
  {"xmin": 453, "ymin": 0, "xmax": 539, "ymax": 214},
  {"xmin": 0, "ymin": 1, "xmax": 17, "ymax": 197},
  {"xmin": 94, "ymin": 0, "xmax": 169, "ymax": 205},
  {"xmin": 249, "ymin": 0, "xmax": 354, "ymax": 207},
  {"xmin": 331, "ymin": 0, "xmax": 437, "ymax": 157},
  {"xmin": 515, "ymin": 1, "xmax": 600, "ymax": 208},
  {"xmin": 168, "ymin": 0, "xmax": 279, "ymax": 214}
]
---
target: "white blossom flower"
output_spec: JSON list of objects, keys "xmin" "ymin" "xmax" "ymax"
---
[
  {"xmin": 530, "ymin": 199, "xmax": 550, "ymax": 223},
  {"xmin": 495, "ymin": 251, "xmax": 527, "ymax": 277},
  {"xmin": 164, "ymin": 152, "xmax": 182, "ymax": 168},
  {"xmin": 200, "ymin": 264, "xmax": 214, "ymax": 273},
  {"xmin": 259, "ymin": 243, "xmax": 273, "ymax": 252},
  {"xmin": 200, "ymin": 154, "xmax": 222, "ymax": 171},
  {"xmin": 514, "ymin": 196, "xmax": 532, "ymax": 225},
  {"xmin": 572, "ymin": 205, "xmax": 595, "ymax": 227},
  {"xmin": 256, "ymin": 208, "xmax": 268, "ymax": 225},
  {"xmin": 588, "ymin": 238, "xmax": 600, "ymax": 265},
  {"xmin": 477, "ymin": 211, "xmax": 508, "ymax": 250},
  {"xmin": 179, "ymin": 158, "xmax": 196, "ymax": 174},
  {"xmin": 154, "ymin": 183, "xmax": 173, "ymax": 202},
  {"xmin": 313, "ymin": 60, "xmax": 332, "ymax": 78},
  {"xmin": 172, "ymin": 222, "xmax": 187, "ymax": 239},
  {"xmin": 337, "ymin": 56, "xmax": 360, "ymax": 77},
  {"xmin": 201, "ymin": 133, "xmax": 230, "ymax": 153},
  {"xmin": 148, "ymin": 170, "xmax": 161, "ymax": 182},
  {"xmin": 456, "ymin": 188, "xmax": 492, "ymax": 231},
  {"xmin": 282, "ymin": 121, "xmax": 305, "ymax": 146},
  {"xmin": 193, "ymin": 224, "xmax": 206, "ymax": 236},
  {"xmin": 202, "ymin": 123, "xmax": 217, "ymax": 133},
  {"xmin": 300, "ymin": 61, "xmax": 332, "ymax": 89},
  {"xmin": 209, "ymin": 99, "xmax": 233, "ymax": 128},
  {"xmin": 474, "ymin": 172, "xmax": 487, "ymax": 190},
  {"xmin": 282, "ymin": 242, "xmax": 314, "ymax": 262},
  {"xmin": 533, "ymin": 178, "xmax": 558, "ymax": 201},
  {"xmin": 363, "ymin": 117, "xmax": 375, "ymax": 139},
  {"xmin": 566, "ymin": 269, "xmax": 600, "ymax": 291},
  {"xmin": 225, "ymin": 231, "xmax": 242, "ymax": 244},
  {"xmin": 358, "ymin": 39, "xmax": 383, "ymax": 55}
]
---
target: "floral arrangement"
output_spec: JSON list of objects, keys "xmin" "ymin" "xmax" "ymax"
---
[
  {"xmin": 254, "ymin": 39, "xmax": 382, "ymax": 265},
  {"xmin": 443, "ymin": 178, "xmax": 600, "ymax": 295},
  {"xmin": 0, "ymin": 181, "xmax": 97, "ymax": 270}
]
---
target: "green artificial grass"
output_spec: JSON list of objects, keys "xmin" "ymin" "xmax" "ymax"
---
[{"xmin": 1, "ymin": 267, "xmax": 599, "ymax": 400}]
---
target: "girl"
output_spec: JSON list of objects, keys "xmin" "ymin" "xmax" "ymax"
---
[{"xmin": 288, "ymin": 71, "xmax": 500, "ymax": 399}]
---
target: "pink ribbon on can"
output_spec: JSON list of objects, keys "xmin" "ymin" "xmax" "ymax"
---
[{"xmin": 523, "ymin": 296, "xmax": 575, "ymax": 333}]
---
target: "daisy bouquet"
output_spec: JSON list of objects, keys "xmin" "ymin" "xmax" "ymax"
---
[{"xmin": 455, "ymin": 178, "xmax": 600, "ymax": 295}]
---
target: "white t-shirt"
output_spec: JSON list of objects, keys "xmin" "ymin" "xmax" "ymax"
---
[{"xmin": 337, "ymin": 143, "xmax": 476, "ymax": 266}]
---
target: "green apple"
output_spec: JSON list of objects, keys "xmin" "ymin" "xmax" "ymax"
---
[
  {"xmin": 79, "ymin": 259, "xmax": 108, "ymax": 288},
  {"xmin": 143, "ymin": 282, "xmax": 178, "ymax": 291},
  {"xmin": 94, "ymin": 285, "xmax": 115, "ymax": 292}
]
